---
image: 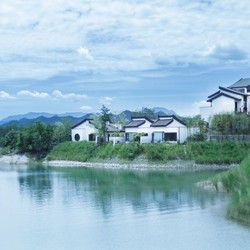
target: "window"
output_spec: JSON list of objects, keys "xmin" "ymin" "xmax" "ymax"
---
[
  {"xmin": 74, "ymin": 133, "xmax": 80, "ymax": 141},
  {"xmin": 125, "ymin": 133, "xmax": 134, "ymax": 142},
  {"xmin": 153, "ymin": 132, "xmax": 164, "ymax": 143},
  {"xmin": 165, "ymin": 133, "xmax": 177, "ymax": 141},
  {"xmin": 89, "ymin": 134, "xmax": 96, "ymax": 141}
]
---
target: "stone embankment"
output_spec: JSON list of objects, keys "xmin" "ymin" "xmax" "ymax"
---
[
  {"xmin": 0, "ymin": 154, "xmax": 29, "ymax": 164},
  {"xmin": 43, "ymin": 159, "xmax": 237, "ymax": 171}
]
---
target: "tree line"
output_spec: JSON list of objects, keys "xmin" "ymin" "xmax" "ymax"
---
[{"xmin": 0, "ymin": 121, "xmax": 72, "ymax": 158}]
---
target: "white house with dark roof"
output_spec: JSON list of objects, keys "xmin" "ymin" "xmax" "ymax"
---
[
  {"xmin": 150, "ymin": 115, "xmax": 188, "ymax": 143},
  {"xmin": 124, "ymin": 116, "xmax": 153, "ymax": 143},
  {"xmin": 124, "ymin": 115, "xmax": 189, "ymax": 143},
  {"xmin": 71, "ymin": 118, "xmax": 122, "ymax": 142},
  {"xmin": 71, "ymin": 119, "xmax": 97, "ymax": 142},
  {"xmin": 200, "ymin": 78, "xmax": 250, "ymax": 123}
]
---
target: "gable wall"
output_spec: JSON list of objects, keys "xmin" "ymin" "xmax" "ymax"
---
[
  {"xmin": 212, "ymin": 95, "xmax": 236, "ymax": 114},
  {"xmin": 71, "ymin": 121, "xmax": 96, "ymax": 141}
]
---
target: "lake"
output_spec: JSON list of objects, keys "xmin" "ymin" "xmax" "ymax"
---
[{"xmin": 0, "ymin": 164, "xmax": 250, "ymax": 250}]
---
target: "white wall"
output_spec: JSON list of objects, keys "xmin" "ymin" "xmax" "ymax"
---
[
  {"xmin": 71, "ymin": 121, "xmax": 96, "ymax": 141},
  {"xmin": 125, "ymin": 119, "xmax": 153, "ymax": 135},
  {"xmin": 212, "ymin": 95, "xmax": 235, "ymax": 114},
  {"xmin": 200, "ymin": 106, "xmax": 212, "ymax": 123},
  {"xmin": 151, "ymin": 127, "xmax": 187, "ymax": 143},
  {"xmin": 125, "ymin": 118, "xmax": 189, "ymax": 143},
  {"xmin": 110, "ymin": 136, "xmax": 125, "ymax": 145}
]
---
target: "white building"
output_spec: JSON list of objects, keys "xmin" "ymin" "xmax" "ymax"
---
[
  {"xmin": 71, "ymin": 119, "xmax": 122, "ymax": 142},
  {"xmin": 200, "ymin": 78, "xmax": 250, "ymax": 123},
  {"xmin": 124, "ymin": 115, "xmax": 191, "ymax": 144},
  {"xmin": 71, "ymin": 119, "xmax": 97, "ymax": 142}
]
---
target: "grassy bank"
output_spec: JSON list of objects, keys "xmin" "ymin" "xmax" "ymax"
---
[
  {"xmin": 212, "ymin": 156, "xmax": 250, "ymax": 224},
  {"xmin": 47, "ymin": 141, "xmax": 250, "ymax": 165}
]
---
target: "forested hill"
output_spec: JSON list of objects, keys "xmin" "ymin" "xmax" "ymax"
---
[{"xmin": 0, "ymin": 107, "xmax": 176, "ymax": 127}]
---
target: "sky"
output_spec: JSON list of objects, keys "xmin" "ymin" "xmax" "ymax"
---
[{"xmin": 1, "ymin": 0, "xmax": 250, "ymax": 120}]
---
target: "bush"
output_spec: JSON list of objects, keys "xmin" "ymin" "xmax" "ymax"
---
[
  {"xmin": 118, "ymin": 143, "xmax": 143, "ymax": 160},
  {"xmin": 187, "ymin": 133, "xmax": 207, "ymax": 142},
  {"xmin": 48, "ymin": 141, "xmax": 97, "ymax": 162},
  {"xmin": 213, "ymin": 156, "xmax": 250, "ymax": 224},
  {"xmin": 144, "ymin": 144, "xmax": 165, "ymax": 161},
  {"xmin": 211, "ymin": 113, "xmax": 250, "ymax": 135}
]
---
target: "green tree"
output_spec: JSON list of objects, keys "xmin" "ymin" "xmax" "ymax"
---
[
  {"xmin": 92, "ymin": 105, "xmax": 113, "ymax": 143},
  {"xmin": 52, "ymin": 121, "xmax": 72, "ymax": 145},
  {"xmin": 17, "ymin": 122, "xmax": 54, "ymax": 157},
  {"xmin": 3, "ymin": 129, "xmax": 19, "ymax": 150}
]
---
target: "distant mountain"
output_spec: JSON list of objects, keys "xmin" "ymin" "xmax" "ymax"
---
[
  {"xmin": 0, "ymin": 107, "xmax": 176, "ymax": 127},
  {"xmin": 152, "ymin": 107, "xmax": 176, "ymax": 115},
  {"xmin": 0, "ymin": 112, "xmax": 87, "ymax": 126}
]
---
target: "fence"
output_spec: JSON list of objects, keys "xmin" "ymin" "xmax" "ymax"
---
[{"xmin": 209, "ymin": 134, "xmax": 250, "ymax": 141}]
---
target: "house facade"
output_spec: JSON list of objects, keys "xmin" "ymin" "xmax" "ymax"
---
[
  {"xmin": 71, "ymin": 119, "xmax": 122, "ymax": 142},
  {"xmin": 124, "ymin": 117, "xmax": 153, "ymax": 143},
  {"xmin": 200, "ymin": 78, "xmax": 250, "ymax": 123},
  {"xmin": 71, "ymin": 119, "xmax": 97, "ymax": 142},
  {"xmin": 124, "ymin": 115, "xmax": 189, "ymax": 144}
]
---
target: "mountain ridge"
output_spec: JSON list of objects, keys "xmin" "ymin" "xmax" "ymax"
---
[{"xmin": 0, "ymin": 107, "xmax": 177, "ymax": 127}]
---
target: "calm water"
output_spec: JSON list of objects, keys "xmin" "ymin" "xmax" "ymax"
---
[{"xmin": 0, "ymin": 164, "xmax": 250, "ymax": 250}]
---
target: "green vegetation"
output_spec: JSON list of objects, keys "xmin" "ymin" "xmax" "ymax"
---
[
  {"xmin": 212, "ymin": 156, "xmax": 250, "ymax": 224},
  {"xmin": 92, "ymin": 105, "xmax": 113, "ymax": 143},
  {"xmin": 211, "ymin": 113, "xmax": 250, "ymax": 135},
  {"xmin": 47, "ymin": 140, "xmax": 250, "ymax": 164},
  {"xmin": 0, "ymin": 121, "xmax": 72, "ymax": 158}
]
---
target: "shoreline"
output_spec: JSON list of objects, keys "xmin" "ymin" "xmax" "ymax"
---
[
  {"xmin": 42, "ymin": 159, "xmax": 238, "ymax": 171},
  {"xmin": 0, "ymin": 154, "xmax": 238, "ymax": 171},
  {"xmin": 0, "ymin": 154, "xmax": 29, "ymax": 164}
]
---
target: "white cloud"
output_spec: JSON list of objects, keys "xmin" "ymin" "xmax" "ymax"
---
[
  {"xmin": 1, "ymin": 0, "xmax": 250, "ymax": 81},
  {"xmin": 17, "ymin": 90, "xmax": 50, "ymax": 98},
  {"xmin": 99, "ymin": 96, "xmax": 114, "ymax": 105},
  {"xmin": 0, "ymin": 91, "xmax": 15, "ymax": 99},
  {"xmin": 77, "ymin": 46, "xmax": 93, "ymax": 61},
  {"xmin": 192, "ymin": 100, "xmax": 210, "ymax": 115},
  {"xmin": 52, "ymin": 90, "xmax": 88, "ymax": 101},
  {"xmin": 203, "ymin": 43, "xmax": 246, "ymax": 61},
  {"xmin": 80, "ymin": 105, "xmax": 93, "ymax": 111}
]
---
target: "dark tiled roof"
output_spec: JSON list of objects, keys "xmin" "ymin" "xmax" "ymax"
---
[
  {"xmin": 157, "ymin": 115, "xmax": 186, "ymax": 126},
  {"xmin": 125, "ymin": 120, "xmax": 145, "ymax": 128},
  {"xmin": 72, "ymin": 119, "xmax": 93, "ymax": 129},
  {"xmin": 228, "ymin": 78, "xmax": 250, "ymax": 88},
  {"xmin": 130, "ymin": 116, "xmax": 154, "ymax": 123},
  {"xmin": 72, "ymin": 119, "xmax": 121, "ymax": 132},
  {"xmin": 219, "ymin": 86, "xmax": 247, "ymax": 96},
  {"xmin": 106, "ymin": 124, "xmax": 120, "ymax": 132},
  {"xmin": 207, "ymin": 92, "xmax": 241, "ymax": 102},
  {"xmin": 208, "ymin": 90, "xmax": 220, "ymax": 99},
  {"xmin": 151, "ymin": 119, "xmax": 173, "ymax": 127}
]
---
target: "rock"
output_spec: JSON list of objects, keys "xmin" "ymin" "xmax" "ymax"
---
[{"xmin": 0, "ymin": 154, "xmax": 29, "ymax": 164}]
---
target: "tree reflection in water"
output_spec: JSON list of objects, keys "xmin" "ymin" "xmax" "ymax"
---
[
  {"xmin": 55, "ymin": 167, "xmax": 226, "ymax": 216},
  {"xmin": 18, "ymin": 165, "xmax": 53, "ymax": 204},
  {"xmin": 17, "ymin": 165, "xmax": 226, "ymax": 216}
]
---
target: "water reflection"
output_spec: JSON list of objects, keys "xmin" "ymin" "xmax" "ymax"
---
[
  {"xmin": 1, "ymin": 165, "xmax": 249, "ymax": 250},
  {"xmin": 54, "ymin": 167, "xmax": 226, "ymax": 216},
  {"xmin": 16, "ymin": 165, "xmax": 226, "ymax": 216},
  {"xmin": 18, "ymin": 165, "xmax": 53, "ymax": 204}
]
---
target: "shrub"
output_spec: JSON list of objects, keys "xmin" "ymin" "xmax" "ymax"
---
[
  {"xmin": 48, "ymin": 141, "xmax": 97, "ymax": 162},
  {"xmin": 144, "ymin": 144, "xmax": 165, "ymax": 161},
  {"xmin": 118, "ymin": 143, "xmax": 142, "ymax": 160}
]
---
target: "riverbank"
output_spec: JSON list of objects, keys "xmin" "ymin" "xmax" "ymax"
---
[
  {"xmin": 43, "ymin": 158, "xmax": 237, "ymax": 171},
  {"xmin": 210, "ymin": 156, "xmax": 250, "ymax": 225},
  {"xmin": 0, "ymin": 154, "xmax": 29, "ymax": 164},
  {"xmin": 47, "ymin": 141, "xmax": 250, "ymax": 165}
]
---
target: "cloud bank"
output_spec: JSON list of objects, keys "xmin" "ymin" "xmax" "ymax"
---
[{"xmin": 0, "ymin": 0, "xmax": 250, "ymax": 80}]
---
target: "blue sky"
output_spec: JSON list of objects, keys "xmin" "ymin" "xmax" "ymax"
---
[{"xmin": 1, "ymin": 0, "xmax": 250, "ymax": 120}]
